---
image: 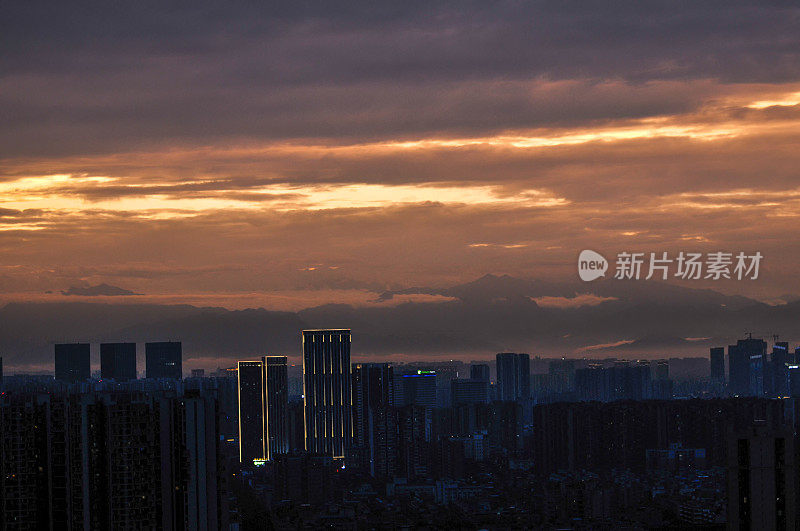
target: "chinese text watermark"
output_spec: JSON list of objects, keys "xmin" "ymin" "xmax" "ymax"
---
[{"xmin": 578, "ymin": 250, "xmax": 762, "ymax": 282}]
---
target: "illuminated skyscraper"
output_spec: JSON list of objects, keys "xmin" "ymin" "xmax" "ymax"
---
[
  {"xmin": 302, "ymin": 329, "xmax": 352, "ymax": 458},
  {"xmin": 264, "ymin": 356, "xmax": 289, "ymax": 458},
  {"xmin": 54, "ymin": 343, "xmax": 90, "ymax": 383},
  {"xmin": 237, "ymin": 360, "xmax": 265, "ymax": 464},
  {"xmin": 145, "ymin": 341, "xmax": 182, "ymax": 379},
  {"xmin": 237, "ymin": 356, "xmax": 290, "ymax": 464},
  {"xmin": 496, "ymin": 352, "xmax": 530, "ymax": 402},
  {"xmin": 100, "ymin": 342, "xmax": 137, "ymax": 381}
]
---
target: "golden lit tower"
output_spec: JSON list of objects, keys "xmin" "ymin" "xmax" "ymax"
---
[{"xmin": 302, "ymin": 329, "xmax": 352, "ymax": 458}]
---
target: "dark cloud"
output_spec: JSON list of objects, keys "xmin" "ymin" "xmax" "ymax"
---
[
  {"xmin": 61, "ymin": 283, "xmax": 141, "ymax": 296},
  {"xmin": 1, "ymin": 2, "xmax": 799, "ymax": 156},
  {"xmin": 3, "ymin": 275, "xmax": 800, "ymax": 371}
]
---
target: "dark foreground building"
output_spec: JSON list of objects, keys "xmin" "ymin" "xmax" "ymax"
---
[
  {"xmin": 0, "ymin": 389, "xmax": 226, "ymax": 530},
  {"xmin": 727, "ymin": 422, "xmax": 796, "ymax": 531}
]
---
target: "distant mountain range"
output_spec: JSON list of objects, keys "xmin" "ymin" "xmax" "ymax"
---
[{"xmin": 1, "ymin": 274, "xmax": 797, "ymax": 371}]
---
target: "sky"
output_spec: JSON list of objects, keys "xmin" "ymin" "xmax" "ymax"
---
[{"xmin": 2, "ymin": 1, "xmax": 800, "ymax": 311}]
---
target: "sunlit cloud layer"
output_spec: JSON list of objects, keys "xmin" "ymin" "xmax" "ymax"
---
[{"xmin": 1, "ymin": 1, "xmax": 800, "ymax": 308}]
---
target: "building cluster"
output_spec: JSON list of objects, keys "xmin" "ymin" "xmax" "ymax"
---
[
  {"xmin": 235, "ymin": 332, "xmax": 531, "ymax": 475},
  {"xmin": 721, "ymin": 335, "xmax": 800, "ymax": 398},
  {"xmin": 53, "ymin": 341, "xmax": 183, "ymax": 381},
  {"xmin": 4, "ymin": 331, "xmax": 800, "ymax": 528},
  {"xmin": 0, "ymin": 386, "xmax": 224, "ymax": 529}
]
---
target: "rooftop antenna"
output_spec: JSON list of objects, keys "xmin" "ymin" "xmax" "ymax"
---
[{"xmin": 746, "ymin": 332, "xmax": 753, "ymax": 340}]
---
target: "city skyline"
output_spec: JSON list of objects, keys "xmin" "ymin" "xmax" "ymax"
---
[
  {"xmin": 4, "ymin": 273, "xmax": 800, "ymax": 372},
  {"xmin": 3, "ymin": 2, "xmax": 799, "ymax": 528}
]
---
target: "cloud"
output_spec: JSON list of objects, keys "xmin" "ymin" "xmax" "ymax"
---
[
  {"xmin": 61, "ymin": 283, "xmax": 142, "ymax": 296},
  {"xmin": 4, "ymin": 274, "xmax": 800, "ymax": 371},
  {"xmin": 575, "ymin": 340, "xmax": 636, "ymax": 353},
  {"xmin": 531, "ymin": 294, "xmax": 617, "ymax": 309},
  {"xmin": 1, "ymin": 2, "xmax": 799, "ymax": 306},
  {"xmin": 2, "ymin": 2, "xmax": 800, "ymax": 156}
]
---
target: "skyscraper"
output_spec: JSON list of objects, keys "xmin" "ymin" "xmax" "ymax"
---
[
  {"xmin": 771, "ymin": 342, "xmax": 790, "ymax": 397},
  {"xmin": 0, "ymin": 389, "xmax": 226, "ymax": 529},
  {"xmin": 264, "ymin": 355, "xmax": 289, "ymax": 459},
  {"xmin": 400, "ymin": 371, "xmax": 437, "ymax": 407},
  {"xmin": 496, "ymin": 352, "xmax": 530, "ymax": 402},
  {"xmin": 728, "ymin": 336, "xmax": 767, "ymax": 396},
  {"xmin": 727, "ymin": 422, "xmax": 796, "ymax": 530},
  {"xmin": 351, "ymin": 362, "xmax": 396, "ymax": 477},
  {"xmin": 237, "ymin": 360, "xmax": 265, "ymax": 464},
  {"xmin": 450, "ymin": 378, "xmax": 489, "ymax": 405},
  {"xmin": 654, "ymin": 360, "xmax": 669, "ymax": 381},
  {"xmin": 54, "ymin": 343, "xmax": 90, "ymax": 382},
  {"xmin": 302, "ymin": 329, "xmax": 352, "ymax": 458},
  {"xmin": 470, "ymin": 363, "xmax": 490, "ymax": 382},
  {"xmin": 145, "ymin": 341, "xmax": 182, "ymax": 379},
  {"xmin": 710, "ymin": 346, "xmax": 725, "ymax": 382},
  {"xmin": 100, "ymin": 342, "xmax": 137, "ymax": 381}
]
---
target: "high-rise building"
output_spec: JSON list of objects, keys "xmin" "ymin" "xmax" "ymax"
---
[
  {"xmin": 612, "ymin": 362, "xmax": 652, "ymax": 401},
  {"xmin": 100, "ymin": 342, "xmax": 137, "ymax": 381},
  {"xmin": 548, "ymin": 359, "xmax": 576, "ymax": 394},
  {"xmin": 496, "ymin": 353, "xmax": 530, "ymax": 402},
  {"xmin": 710, "ymin": 347, "xmax": 725, "ymax": 382},
  {"xmin": 771, "ymin": 342, "xmax": 790, "ymax": 397},
  {"xmin": 654, "ymin": 360, "xmax": 669, "ymax": 381},
  {"xmin": 264, "ymin": 355, "xmax": 289, "ymax": 458},
  {"xmin": 450, "ymin": 378, "xmax": 489, "ymax": 406},
  {"xmin": 727, "ymin": 422, "xmax": 796, "ymax": 531},
  {"xmin": 351, "ymin": 362, "xmax": 396, "ymax": 477},
  {"xmin": 469, "ymin": 364, "xmax": 490, "ymax": 382},
  {"xmin": 302, "ymin": 329, "xmax": 352, "ymax": 458},
  {"xmin": 0, "ymin": 389, "xmax": 226, "ymax": 529},
  {"xmin": 396, "ymin": 404, "xmax": 431, "ymax": 479},
  {"xmin": 729, "ymin": 336, "xmax": 767, "ymax": 396},
  {"xmin": 651, "ymin": 378, "xmax": 674, "ymax": 400},
  {"xmin": 575, "ymin": 364, "xmax": 606, "ymax": 401},
  {"xmin": 749, "ymin": 354, "xmax": 765, "ymax": 396},
  {"xmin": 790, "ymin": 365, "xmax": 800, "ymax": 398},
  {"xmin": 145, "ymin": 341, "xmax": 182, "ymax": 379},
  {"xmin": 237, "ymin": 360, "xmax": 265, "ymax": 464},
  {"xmin": 177, "ymin": 392, "xmax": 223, "ymax": 530},
  {"xmin": 575, "ymin": 363, "xmax": 652, "ymax": 402},
  {"xmin": 400, "ymin": 371, "xmax": 437, "ymax": 407},
  {"xmin": 54, "ymin": 343, "xmax": 90, "ymax": 382}
]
